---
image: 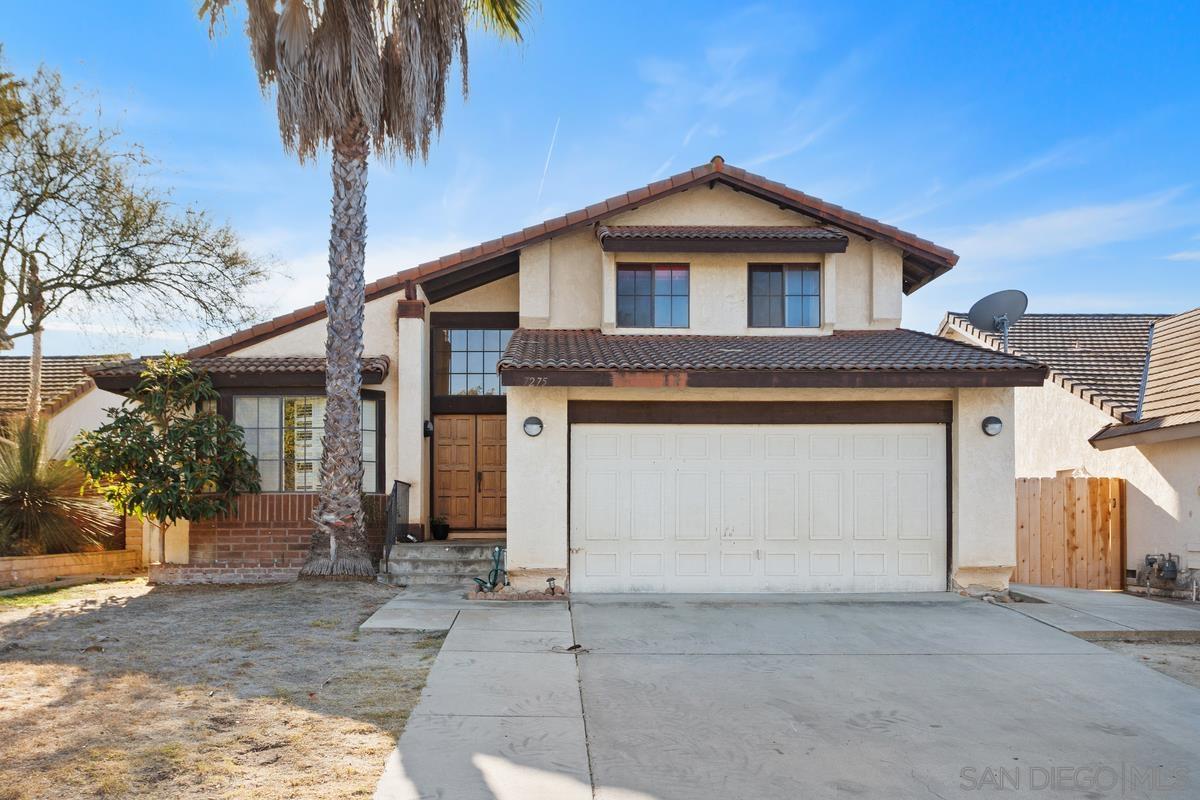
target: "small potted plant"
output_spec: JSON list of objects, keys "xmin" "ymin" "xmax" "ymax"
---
[{"xmin": 430, "ymin": 515, "xmax": 450, "ymax": 541}]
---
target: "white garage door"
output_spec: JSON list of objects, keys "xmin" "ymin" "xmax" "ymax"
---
[{"xmin": 570, "ymin": 424, "xmax": 947, "ymax": 593}]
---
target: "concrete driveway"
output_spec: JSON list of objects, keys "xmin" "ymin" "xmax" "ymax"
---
[{"xmin": 571, "ymin": 593, "xmax": 1200, "ymax": 799}]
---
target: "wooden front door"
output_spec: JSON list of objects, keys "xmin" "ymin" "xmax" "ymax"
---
[{"xmin": 433, "ymin": 414, "xmax": 506, "ymax": 530}]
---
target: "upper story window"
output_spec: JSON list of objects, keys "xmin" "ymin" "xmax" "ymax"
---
[
  {"xmin": 433, "ymin": 328, "xmax": 513, "ymax": 396},
  {"xmin": 748, "ymin": 264, "xmax": 820, "ymax": 328},
  {"xmin": 617, "ymin": 264, "xmax": 689, "ymax": 328},
  {"xmin": 234, "ymin": 395, "xmax": 380, "ymax": 493}
]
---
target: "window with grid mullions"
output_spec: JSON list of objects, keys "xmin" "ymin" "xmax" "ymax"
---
[
  {"xmin": 616, "ymin": 264, "xmax": 689, "ymax": 328},
  {"xmin": 749, "ymin": 264, "xmax": 820, "ymax": 328}
]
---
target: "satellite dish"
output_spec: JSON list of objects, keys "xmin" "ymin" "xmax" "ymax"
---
[{"xmin": 967, "ymin": 289, "xmax": 1028, "ymax": 353}]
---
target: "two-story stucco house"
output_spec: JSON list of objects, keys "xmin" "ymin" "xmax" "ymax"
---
[{"xmin": 92, "ymin": 157, "xmax": 1044, "ymax": 592}]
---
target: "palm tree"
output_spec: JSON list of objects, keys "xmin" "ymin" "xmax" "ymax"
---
[{"xmin": 201, "ymin": 0, "xmax": 530, "ymax": 578}]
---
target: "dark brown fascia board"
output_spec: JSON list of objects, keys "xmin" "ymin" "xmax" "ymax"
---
[
  {"xmin": 431, "ymin": 395, "xmax": 507, "ymax": 415},
  {"xmin": 421, "ymin": 254, "xmax": 519, "ymax": 304},
  {"xmin": 568, "ymin": 400, "xmax": 952, "ymax": 425},
  {"xmin": 501, "ymin": 367, "xmax": 1047, "ymax": 389},
  {"xmin": 429, "ymin": 311, "xmax": 520, "ymax": 329},
  {"xmin": 599, "ymin": 237, "xmax": 848, "ymax": 254},
  {"xmin": 93, "ymin": 369, "xmax": 388, "ymax": 393}
]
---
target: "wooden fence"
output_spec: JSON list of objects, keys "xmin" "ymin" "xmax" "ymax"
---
[{"xmin": 1014, "ymin": 477, "xmax": 1125, "ymax": 589}]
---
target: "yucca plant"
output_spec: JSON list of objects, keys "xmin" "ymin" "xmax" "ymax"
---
[{"xmin": 0, "ymin": 416, "xmax": 117, "ymax": 556}]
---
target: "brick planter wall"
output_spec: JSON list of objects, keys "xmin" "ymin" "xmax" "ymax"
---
[
  {"xmin": 1, "ymin": 550, "xmax": 142, "ymax": 589},
  {"xmin": 149, "ymin": 493, "xmax": 386, "ymax": 585}
]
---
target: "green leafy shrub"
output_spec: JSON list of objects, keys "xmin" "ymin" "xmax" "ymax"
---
[
  {"xmin": 70, "ymin": 354, "xmax": 261, "ymax": 524},
  {"xmin": 0, "ymin": 416, "xmax": 117, "ymax": 556}
]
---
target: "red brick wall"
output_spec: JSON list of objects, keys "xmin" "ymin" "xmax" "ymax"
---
[{"xmin": 151, "ymin": 493, "xmax": 386, "ymax": 585}]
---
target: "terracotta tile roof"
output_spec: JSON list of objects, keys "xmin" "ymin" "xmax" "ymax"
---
[
  {"xmin": 1091, "ymin": 307, "xmax": 1200, "ymax": 444},
  {"xmin": 499, "ymin": 328, "xmax": 1042, "ymax": 374},
  {"xmin": 942, "ymin": 312, "xmax": 1165, "ymax": 420},
  {"xmin": 0, "ymin": 354, "xmax": 128, "ymax": 415},
  {"xmin": 189, "ymin": 156, "xmax": 958, "ymax": 358},
  {"xmin": 595, "ymin": 224, "xmax": 848, "ymax": 245},
  {"xmin": 89, "ymin": 355, "xmax": 391, "ymax": 380}
]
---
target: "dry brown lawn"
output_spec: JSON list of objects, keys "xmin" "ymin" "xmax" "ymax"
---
[{"xmin": 0, "ymin": 578, "xmax": 442, "ymax": 799}]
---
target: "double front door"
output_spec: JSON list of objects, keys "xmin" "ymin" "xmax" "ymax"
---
[{"xmin": 434, "ymin": 415, "xmax": 506, "ymax": 530}]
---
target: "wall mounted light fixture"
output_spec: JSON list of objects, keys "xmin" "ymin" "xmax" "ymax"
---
[
  {"xmin": 981, "ymin": 416, "xmax": 1003, "ymax": 436},
  {"xmin": 523, "ymin": 416, "xmax": 544, "ymax": 437},
  {"xmin": 423, "ymin": 420, "xmax": 434, "ymax": 438}
]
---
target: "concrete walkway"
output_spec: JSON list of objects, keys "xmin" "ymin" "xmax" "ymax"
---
[
  {"xmin": 367, "ymin": 590, "xmax": 591, "ymax": 800},
  {"xmin": 1009, "ymin": 583, "xmax": 1200, "ymax": 638}
]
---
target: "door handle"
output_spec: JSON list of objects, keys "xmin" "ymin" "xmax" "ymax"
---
[{"xmin": 476, "ymin": 470, "xmax": 482, "ymax": 492}]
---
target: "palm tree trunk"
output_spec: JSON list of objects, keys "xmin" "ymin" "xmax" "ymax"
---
[
  {"xmin": 300, "ymin": 119, "xmax": 374, "ymax": 579},
  {"xmin": 26, "ymin": 256, "xmax": 44, "ymax": 419}
]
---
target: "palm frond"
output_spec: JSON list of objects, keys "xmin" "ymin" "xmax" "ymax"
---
[{"xmin": 201, "ymin": 0, "xmax": 534, "ymax": 162}]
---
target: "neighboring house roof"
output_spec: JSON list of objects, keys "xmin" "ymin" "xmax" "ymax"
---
[
  {"xmin": 498, "ymin": 328, "xmax": 1045, "ymax": 388},
  {"xmin": 1091, "ymin": 307, "xmax": 1200, "ymax": 447},
  {"xmin": 0, "ymin": 354, "xmax": 128, "ymax": 416},
  {"xmin": 89, "ymin": 355, "xmax": 391, "ymax": 392},
  {"xmin": 939, "ymin": 312, "xmax": 1165, "ymax": 420},
  {"xmin": 188, "ymin": 156, "xmax": 959, "ymax": 358},
  {"xmin": 594, "ymin": 224, "xmax": 849, "ymax": 252}
]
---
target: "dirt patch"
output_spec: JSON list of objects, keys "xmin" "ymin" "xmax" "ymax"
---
[
  {"xmin": 0, "ymin": 578, "xmax": 439, "ymax": 799},
  {"xmin": 1094, "ymin": 640, "xmax": 1200, "ymax": 690}
]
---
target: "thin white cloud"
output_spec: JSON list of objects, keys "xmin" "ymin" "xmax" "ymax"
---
[
  {"xmin": 536, "ymin": 117, "xmax": 560, "ymax": 203},
  {"xmin": 743, "ymin": 114, "xmax": 846, "ymax": 169},
  {"xmin": 887, "ymin": 139, "xmax": 1090, "ymax": 224},
  {"xmin": 1166, "ymin": 250, "xmax": 1200, "ymax": 261},
  {"xmin": 944, "ymin": 188, "xmax": 1190, "ymax": 263}
]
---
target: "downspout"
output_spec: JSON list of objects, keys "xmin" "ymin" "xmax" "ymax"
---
[{"xmin": 1132, "ymin": 321, "xmax": 1155, "ymax": 423}]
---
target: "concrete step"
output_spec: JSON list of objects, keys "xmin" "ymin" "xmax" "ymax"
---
[
  {"xmin": 385, "ymin": 557, "xmax": 498, "ymax": 576},
  {"xmin": 388, "ymin": 544, "xmax": 503, "ymax": 561},
  {"xmin": 381, "ymin": 571, "xmax": 483, "ymax": 587}
]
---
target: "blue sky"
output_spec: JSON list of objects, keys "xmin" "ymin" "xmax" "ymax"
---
[{"xmin": 4, "ymin": 1, "xmax": 1198, "ymax": 357}]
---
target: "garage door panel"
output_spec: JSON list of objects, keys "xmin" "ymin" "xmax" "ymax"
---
[
  {"xmin": 898, "ymin": 434, "xmax": 932, "ymax": 460},
  {"xmin": 852, "ymin": 472, "xmax": 888, "ymax": 540},
  {"xmin": 570, "ymin": 423, "xmax": 946, "ymax": 593},
  {"xmin": 898, "ymin": 472, "xmax": 933, "ymax": 539},
  {"xmin": 630, "ymin": 434, "xmax": 664, "ymax": 459},
  {"xmin": 630, "ymin": 472, "xmax": 665, "ymax": 540},
  {"xmin": 764, "ymin": 472, "xmax": 798, "ymax": 540},
  {"xmin": 852, "ymin": 434, "xmax": 887, "ymax": 459},
  {"xmin": 899, "ymin": 550, "xmax": 933, "ymax": 576},
  {"xmin": 674, "ymin": 472, "xmax": 709, "ymax": 540},
  {"xmin": 764, "ymin": 552, "xmax": 798, "ymax": 575},
  {"xmin": 720, "ymin": 433, "xmax": 754, "ymax": 459},
  {"xmin": 584, "ymin": 472, "xmax": 619, "ymax": 541},
  {"xmin": 675, "ymin": 552, "xmax": 709, "ymax": 576},
  {"xmin": 809, "ymin": 435, "xmax": 840, "ymax": 459},
  {"xmin": 765, "ymin": 434, "xmax": 798, "ymax": 458},
  {"xmin": 720, "ymin": 472, "xmax": 753, "ymax": 540},
  {"xmin": 808, "ymin": 472, "xmax": 843, "ymax": 540}
]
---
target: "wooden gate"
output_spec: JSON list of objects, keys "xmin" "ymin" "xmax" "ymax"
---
[{"xmin": 1014, "ymin": 477, "xmax": 1125, "ymax": 589}]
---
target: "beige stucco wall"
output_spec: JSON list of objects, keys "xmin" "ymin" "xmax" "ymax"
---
[
  {"xmin": 951, "ymin": 387, "xmax": 1017, "ymax": 590},
  {"xmin": 1015, "ymin": 379, "xmax": 1200, "ymax": 570},
  {"xmin": 944, "ymin": 324, "xmax": 1200, "ymax": 571},
  {"xmin": 505, "ymin": 385, "xmax": 1016, "ymax": 591},
  {"xmin": 430, "ymin": 273, "xmax": 519, "ymax": 313},
  {"xmin": 519, "ymin": 184, "xmax": 904, "ymax": 334},
  {"xmin": 44, "ymin": 386, "xmax": 125, "ymax": 458}
]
